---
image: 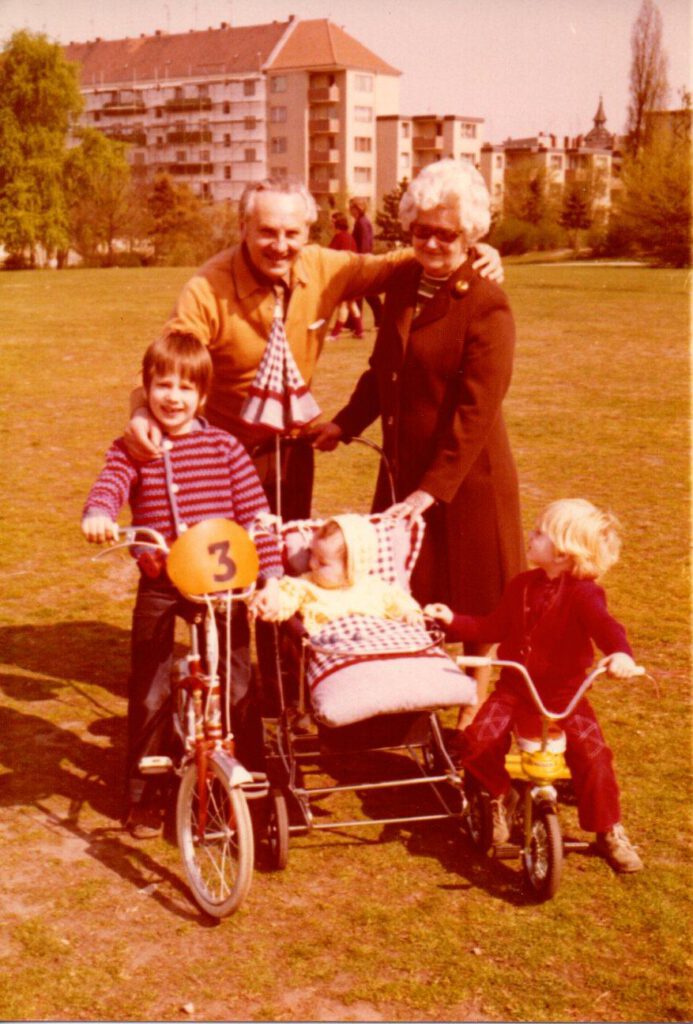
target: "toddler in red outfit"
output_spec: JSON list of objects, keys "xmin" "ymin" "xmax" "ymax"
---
[{"xmin": 426, "ymin": 498, "xmax": 643, "ymax": 873}]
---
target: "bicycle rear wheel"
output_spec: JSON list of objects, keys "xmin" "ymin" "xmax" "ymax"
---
[{"xmin": 176, "ymin": 758, "xmax": 254, "ymax": 917}]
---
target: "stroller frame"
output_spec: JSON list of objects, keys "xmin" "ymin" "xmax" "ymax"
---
[{"xmin": 257, "ymin": 437, "xmax": 470, "ymax": 859}]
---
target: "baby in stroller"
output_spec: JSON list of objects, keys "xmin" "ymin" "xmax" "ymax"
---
[
  {"xmin": 256, "ymin": 510, "xmax": 477, "ymax": 729},
  {"xmin": 260, "ymin": 514, "xmax": 423, "ymax": 633}
]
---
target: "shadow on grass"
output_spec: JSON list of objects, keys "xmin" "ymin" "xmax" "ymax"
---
[
  {"xmin": 34, "ymin": 802, "xmax": 217, "ymax": 926},
  {"xmin": 0, "ymin": 620, "xmax": 131, "ymax": 700}
]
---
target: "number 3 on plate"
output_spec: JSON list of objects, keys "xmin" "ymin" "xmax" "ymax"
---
[{"xmin": 207, "ymin": 540, "xmax": 237, "ymax": 582}]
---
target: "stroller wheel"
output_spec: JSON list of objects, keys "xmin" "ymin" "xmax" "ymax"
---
[{"xmin": 267, "ymin": 788, "xmax": 289, "ymax": 870}]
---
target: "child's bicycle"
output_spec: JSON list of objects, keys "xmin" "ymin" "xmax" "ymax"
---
[
  {"xmin": 457, "ymin": 655, "xmax": 645, "ymax": 902},
  {"xmin": 94, "ymin": 520, "xmax": 269, "ymax": 918}
]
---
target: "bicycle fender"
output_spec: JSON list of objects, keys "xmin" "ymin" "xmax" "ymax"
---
[{"xmin": 209, "ymin": 749, "xmax": 254, "ymax": 787}]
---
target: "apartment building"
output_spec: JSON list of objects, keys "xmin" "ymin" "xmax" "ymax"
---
[
  {"xmin": 64, "ymin": 17, "xmax": 400, "ymax": 208},
  {"xmin": 481, "ymin": 98, "xmax": 618, "ymax": 216},
  {"xmin": 376, "ymin": 114, "xmax": 484, "ymax": 202}
]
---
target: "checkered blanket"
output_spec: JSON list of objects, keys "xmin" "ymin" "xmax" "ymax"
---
[{"xmin": 307, "ymin": 614, "xmax": 447, "ymax": 692}]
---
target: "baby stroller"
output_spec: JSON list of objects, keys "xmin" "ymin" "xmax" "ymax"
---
[{"xmin": 255, "ymin": 439, "xmax": 478, "ymax": 868}]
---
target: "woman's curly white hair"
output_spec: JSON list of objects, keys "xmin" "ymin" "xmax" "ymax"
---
[{"xmin": 399, "ymin": 159, "xmax": 491, "ymax": 245}]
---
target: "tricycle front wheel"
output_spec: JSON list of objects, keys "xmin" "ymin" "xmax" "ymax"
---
[{"xmin": 522, "ymin": 803, "xmax": 563, "ymax": 901}]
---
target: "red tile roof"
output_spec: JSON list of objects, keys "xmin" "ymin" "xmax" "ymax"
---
[
  {"xmin": 267, "ymin": 19, "xmax": 399, "ymax": 75},
  {"xmin": 64, "ymin": 21, "xmax": 292, "ymax": 86}
]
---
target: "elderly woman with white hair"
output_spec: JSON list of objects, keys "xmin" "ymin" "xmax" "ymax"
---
[{"xmin": 314, "ymin": 159, "xmax": 525, "ymax": 724}]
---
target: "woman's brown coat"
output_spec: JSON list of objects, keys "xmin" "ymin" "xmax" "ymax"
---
[{"xmin": 334, "ymin": 257, "xmax": 525, "ymax": 614}]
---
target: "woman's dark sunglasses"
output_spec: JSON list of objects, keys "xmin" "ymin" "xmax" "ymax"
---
[{"xmin": 410, "ymin": 223, "xmax": 463, "ymax": 244}]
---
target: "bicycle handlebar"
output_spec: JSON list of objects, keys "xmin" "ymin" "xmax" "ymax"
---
[
  {"xmin": 455, "ymin": 655, "xmax": 645, "ymax": 721},
  {"xmin": 92, "ymin": 526, "xmax": 169, "ymax": 560}
]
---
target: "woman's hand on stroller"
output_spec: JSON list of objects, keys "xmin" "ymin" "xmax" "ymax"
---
[
  {"xmin": 248, "ymin": 576, "xmax": 281, "ymax": 621},
  {"xmin": 388, "ymin": 489, "xmax": 435, "ymax": 521},
  {"xmin": 603, "ymin": 652, "xmax": 640, "ymax": 679},
  {"xmin": 310, "ymin": 421, "xmax": 344, "ymax": 451},
  {"xmin": 423, "ymin": 602, "xmax": 454, "ymax": 626}
]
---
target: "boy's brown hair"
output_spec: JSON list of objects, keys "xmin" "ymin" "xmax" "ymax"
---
[{"xmin": 142, "ymin": 332, "xmax": 213, "ymax": 401}]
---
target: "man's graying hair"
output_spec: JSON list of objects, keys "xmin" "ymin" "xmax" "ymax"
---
[{"xmin": 239, "ymin": 178, "xmax": 318, "ymax": 226}]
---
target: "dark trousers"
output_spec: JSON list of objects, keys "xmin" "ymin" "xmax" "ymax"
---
[
  {"xmin": 459, "ymin": 686, "xmax": 621, "ymax": 833},
  {"xmin": 127, "ymin": 574, "xmax": 263, "ymax": 806}
]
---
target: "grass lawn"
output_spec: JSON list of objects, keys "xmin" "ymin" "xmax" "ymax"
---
[{"xmin": 0, "ymin": 263, "xmax": 690, "ymax": 1022}]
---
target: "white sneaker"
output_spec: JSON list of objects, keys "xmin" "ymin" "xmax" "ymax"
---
[
  {"xmin": 596, "ymin": 823, "xmax": 644, "ymax": 873},
  {"xmin": 491, "ymin": 797, "xmax": 510, "ymax": 845}
]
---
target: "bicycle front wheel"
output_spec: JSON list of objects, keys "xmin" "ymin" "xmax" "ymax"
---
[{"xmin": 176, "ymin": 758, "xmax": 254, "ymax": 918}]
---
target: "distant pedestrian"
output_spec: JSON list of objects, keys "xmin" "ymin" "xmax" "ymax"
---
[
  {"xmin": 328, "ymin": 213, "xmax": 363, "ymax": 340},
  {"xmin": 349, "ymin": 198, "xmax": 383, "ymax": 328}
]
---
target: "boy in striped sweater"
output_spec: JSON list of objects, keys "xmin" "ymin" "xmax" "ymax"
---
[{"xmin": 82, "ymin": 332, "xmax": 281, "ymax": 838}]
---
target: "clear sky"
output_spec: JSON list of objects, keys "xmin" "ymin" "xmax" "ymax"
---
[{"xmin": 0, "ymin": 0, "xmax": 690, "ymax": 142}]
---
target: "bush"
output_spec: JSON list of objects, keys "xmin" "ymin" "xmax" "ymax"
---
[
  {"xmin": 489, "ymin": 217, "xmax": 566, "ymax": 255},
  {"xmin": 2, "ymin": 251, "xmax": 32, "ymax": 270}
]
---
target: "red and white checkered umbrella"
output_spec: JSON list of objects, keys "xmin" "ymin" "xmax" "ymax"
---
[{"xmin": 241, "ymin": 298, "xmax": 321, "ymax": 432}]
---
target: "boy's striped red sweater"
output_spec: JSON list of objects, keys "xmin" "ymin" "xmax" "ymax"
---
[{"xmin": 83, "ymin": 421, "xmax": 281, "ymax": 578}]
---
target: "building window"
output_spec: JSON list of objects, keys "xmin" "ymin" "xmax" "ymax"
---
[
  {"xmin": 495, "ymin": 154, "xmax": 503, "ymax": 168},
  {"xmin": 354, "ymin": 106, "xmax": 373, "ymax": 123},
  {"xmin": 354, "ymin": 167, "xmax": 372, "ymax": 183},
  {"xmin": 461, "ymin": 122, "xmax": 477, "ymax": 138},
  {"xmin": 155, "ymin": 107, "xmax": 163, "ymax": 118},
  {"xmin": 223, "ymin": 101, "xmax": 231, "ymax": 114},
  {"xmin": 270, "ymin": 106, "xmax": 287, "ymax": 123},
  {"xmin": 202, "ymin": 182, "xmax": 210, "ymax": 198},
  {"xmin": 133, "ymin": 152, "xmax": 145, "ymax": 165},
  {"xmin": 174, "ymin": 87, "xmax": 184, "ymax": 101},
  {"xmin": 224, "ymin": 133, "xmax": 231, "ymax": 147},
  {"xmin": 271, "ymin": 137, "xmax": 287, "ymax": 154},
  {"xmin": 270, "ymin": 76, "xmax": 287, "ymax": 93},
  {"xmin": 355, "ymin": 74, "xmax": 374, "ymax": 92},
  {"xmin": 354, "ymin": 137, "xmax": 372, "ymax": 152},
  {"xmin": 198, "ymin": 84, "xmax": 209, "ymax": 97},
  {"xmin": 224, "ymin": 166, "xmax": 231, "ymax": 180},
  {"xmin": 272, "ymin": 166, "xmax": 288, "ymax": 180},
  {"xmin": 550, "ymin": 155, "xmax": 563, "ymax": 169},
  {"xmin": 401, "ymin": 122, "xmax": 410, "ymax": 139},
  {"xmin": 200, "ymin": 150, "xmax": 210, "ymax": 162},
  {"xmin": 94, "ymin": 111, "xmax": 100, "ymax": 122},
  {"xmin": 243, "ymin": 80, "xmax": 255, "ymax": 97},
  {"xmin": 176, "ymin": 151, "xmax": 186, "ymax": 162},
  {"xmin": 244, "ymin": 116, "xmax": 256, "ymax": 131},
  {"xmin": 245, "ymin": 148, "xmax": 257, "ymax": 162}
]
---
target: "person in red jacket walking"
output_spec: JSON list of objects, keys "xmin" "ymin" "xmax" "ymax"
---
[
  {"xmin": 327, "ymin": 212, "xmax": 363, "ymax": 340},
  {"xmin": 426, "ymin": 498, "xmax": 644, "ymax": 873}
]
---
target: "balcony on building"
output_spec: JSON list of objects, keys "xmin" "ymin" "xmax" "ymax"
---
[
  {"xmin": 309, "ymin": 147, "xmax": 339, "ymax": 163},
  {"xmin": 105, "ymin": 129, "xmax": 147, "ymax": 146},
  {"xmin": 413, "ymin": 134, "xmax": 443, "ymax": 150},
  {"xmin": 309, "ymin": 116, "xmax": 340, "ymax": 133},
  {"xmin": 164, "ymin": 97, "xmax": 213, "ymax": 113},
  {"xmin": 308, "ymin": 84, "xmax": 340, "ymax": 104},
  {"xmin": 166, "ymin": 130, "xmax": 213, "ymax": 145},
  {"xmin": 102, "ymin": 100, "xmax": 146, "ymax": 117},
  {"xmin": 309, "ymin": 175, "xmax": 339, "ymax": 194},
  {"xmin": 167, "ymin": 162, "xmax": 214, "ymax": 175}
]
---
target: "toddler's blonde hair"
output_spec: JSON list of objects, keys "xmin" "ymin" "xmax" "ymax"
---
[{"xmin": 537, "ymin": 498, "xmax": 622, "ymax": 579}]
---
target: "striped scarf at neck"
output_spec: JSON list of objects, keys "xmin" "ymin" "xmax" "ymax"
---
[{"xmin": 414, "ymin": 273, "xmax": 449, "ymax": 319}]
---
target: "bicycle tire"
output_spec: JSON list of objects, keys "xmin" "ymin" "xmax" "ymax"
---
[
  {"xmin": 522, "ymin": 803, "xmax": 563, "ymax": 901},
  {"xmin": 267, "ymin": 788, "xmax": 289, "ymax": 870},
  {"xmin": 176, "ymin": 758, "xmax": 254, "ymax": 917}
]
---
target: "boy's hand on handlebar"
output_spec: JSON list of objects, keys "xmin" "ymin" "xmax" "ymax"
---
[
  {"xmin": 472, "ymin": 243, "xmax": 504, "ymax": 284},
  {"xmin": 248, "ymin": 576, "xmax": 281, "ymax": 621},
  {"xmin": 82, "ymin": 513, "xmax": 119, "ymax": 544},
  {"xmin": 604, "ymin": 652, "xmax": 639, "ymax": 678},
  {"xmin": 123, "ymin": 406, "xmax": 163, "ymax": 461},
  {"xmin": 423, "ymin": 602, "xmax": 453, "ymax": 626}
]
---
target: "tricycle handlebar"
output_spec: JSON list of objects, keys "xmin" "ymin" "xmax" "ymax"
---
[
  {"xmin": 455, "ymin": 655, "xmax": 645, "ymax": 721},
  {"xmin": 92, "ymin": 526, "xmax": 169, "ymax": 560}
]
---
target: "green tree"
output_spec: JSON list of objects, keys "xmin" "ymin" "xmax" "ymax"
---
[
  {"xmin": 63, "ymin": 128, "xmax": 133, "ymax": 265},
  {"xmin": 146, "ymin": 172, "xmax": 210, "ymax": 265},
  {"xmin": 560, "ymin": 183, "xmax": 593, "ymax": 252},
  {"xmin": 626, "ymin": 0, "xmax": 670, "ymax": 154},
  {"xmin": 0, "ymin": 30, "xmax": 83, "ymax": 264},
  {"xmin": 375, "ymin": 178, "xmax": 410, "ymax": 248},
  {"xmin": 612, "ymin": 120, "xmax": 691, "ymax": 266}
]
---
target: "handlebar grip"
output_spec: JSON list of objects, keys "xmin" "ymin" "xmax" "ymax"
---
[{"xmin": 456, "ymin": 656, "xmax": 493, "ymax": 669}]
